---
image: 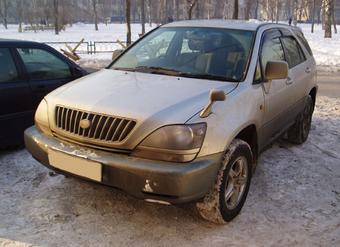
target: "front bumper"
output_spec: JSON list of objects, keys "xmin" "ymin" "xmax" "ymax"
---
[{"xmin": 24, "ymin": 126, "xmax": 223, "ymax": 204}]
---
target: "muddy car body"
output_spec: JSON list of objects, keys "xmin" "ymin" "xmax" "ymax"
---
[{"xmin": 25, "ymin": 20, "xmax": 317, "ymax": 223}]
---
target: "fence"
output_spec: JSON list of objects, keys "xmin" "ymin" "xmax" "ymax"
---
[{"xmin": 44, "ymin": 41, "xmax": 128, "ymax": 54}]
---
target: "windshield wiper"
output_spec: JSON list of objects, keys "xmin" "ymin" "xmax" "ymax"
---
[
  {"xmin": 179, "ymin": 73, "xmax": 239, "ymax": 82},
  {"xmin": 134, "ymin": 66, "xmax": 182, "ymax": 76}
]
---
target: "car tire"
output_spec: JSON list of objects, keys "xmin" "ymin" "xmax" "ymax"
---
[
  {"xmin": 196, "ymin": 139, "xmax": 253, "ymax": 224},
  {"xmin": 287, "ymin": 95, "xmax": 314, "ymax": 144}
]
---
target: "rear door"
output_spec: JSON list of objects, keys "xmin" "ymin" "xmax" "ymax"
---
[
  {"xmin": 15, "ymin": 46, "xmax": 75, "ymax": 109},
  {"xmin": 0, "ymin": 47, "xmax": 34, "ymax": 143},
  {"xmin": 280, "ymin": 30, "xmax": 311, "ymax": 116}
]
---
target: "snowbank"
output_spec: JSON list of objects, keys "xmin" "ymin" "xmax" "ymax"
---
[{"xmin": 299, "ymin": 24, "xmax": 340, "ymax": 71}]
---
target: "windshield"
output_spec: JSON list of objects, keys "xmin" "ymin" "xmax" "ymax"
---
[{"xmin": 110, "ymin": 27, "xmax": 255, "ymax": 82}]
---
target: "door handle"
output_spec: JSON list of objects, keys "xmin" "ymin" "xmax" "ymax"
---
[
  {"xmin": 286, "ymin": 77, "xmax": 293, "ymax": 85},
  {"xmin": 305, "ymin": 67, "xmax": 311, "ymax": 74}
]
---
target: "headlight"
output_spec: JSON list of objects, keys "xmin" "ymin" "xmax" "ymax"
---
[
  {"xmin": 35, "ymin": 99, "xmax": 52, "ymax": 135},
  {"xmin": 132, "ymin": 123, "xmax": 206, "ymax": 162}
]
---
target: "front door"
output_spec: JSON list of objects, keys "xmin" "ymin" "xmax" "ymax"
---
[
  {"xmin": 15, "ymin": 47, "xmax": 74, "ymax": 109},
  {"xmin": 258, "ymin": 29, "xmax": 294, "ymax": 148}
]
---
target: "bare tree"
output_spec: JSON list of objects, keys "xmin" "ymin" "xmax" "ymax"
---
[
  {"xmin": 92, "ymin": 0, "xmax": 99, "ymax": 31},
  {"xmin": 141, "ymin": 0, "xmax": 145, "ymax": 34},
  {"xmin": 16, "ymin": 0, "xmax": 24, "ymax": 32},
  {"xmin": 275, "ymin": 0, "xmax": 280, "ymax": 23},
  {"xmin": 175, "ymin": 0, "xmax": 180, "ymax": 20},
  {"xmin": 324, "ymin": 0, "xmax": 332, "ymax": 38},
  {"xmin": 54, "ymin": 0, "xmax": 59, "ymax": 35},
  {"xmin": 311, "ymin": 0, "xmax": 316, "ymax": 32},
  {"xmin": 331, "ymin": 0, "xmax": 337, "ymax": 34},
  {"xmin": 126, "ymin": 0, "xmax": 132, "ymax": 45},
  {"xmin": 214, "ymin": 0, "xmax": 224, "ymax": 18},
  {"xmin": 187, "ymin": 0, "xmax": 198, "ymax": 20},
  {"xmin": 0, "ymin": 0, "xmax": 8, "ymax": 29},
  {"xmin": 232, "ymin": 0, "xmax": 238, "ymax": 19}
]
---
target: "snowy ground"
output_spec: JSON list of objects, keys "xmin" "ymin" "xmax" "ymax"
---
[
  {"xmin": 0, "ymin": 96, "xmax": 339, "ymax": 247},
  {"xmin": 1, "ymin": 22, "xmax": 340, "ymax": 71}
]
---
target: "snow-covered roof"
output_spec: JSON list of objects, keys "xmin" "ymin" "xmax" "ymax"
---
[{"xmin": 163, "ymin": 19, "xmax": 266, "ymax": 31}]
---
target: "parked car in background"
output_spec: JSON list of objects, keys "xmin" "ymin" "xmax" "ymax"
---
[
  {"xmin": 25, "ymin": 20, "xmax": 317, "ymax": 223},
  {"xmin": 0, "ymin": 39, "xmax": 87, "ymax": 147}
]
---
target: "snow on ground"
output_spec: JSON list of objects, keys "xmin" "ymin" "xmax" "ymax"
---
[
  {"xmin": 299, "ymin": 24, "xmax": 340, "ymax": 72},
  {"xmin": 0, "ymin": 96, "xmax": 339, "ymax": 247},
  {"xmin": 1, "ymin": 22, "xmax": 340, "ymax": 71}
]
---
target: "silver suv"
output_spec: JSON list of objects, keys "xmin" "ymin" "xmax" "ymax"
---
[{"xmin": 25, "ymin": 20, "xmax": 317, "ymax": 224}]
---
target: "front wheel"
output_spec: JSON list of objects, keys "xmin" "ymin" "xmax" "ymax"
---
[{"xmin": 196, "ymin": 139, "xmax": 253, "ymax": 224}]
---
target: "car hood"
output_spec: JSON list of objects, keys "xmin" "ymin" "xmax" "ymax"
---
[{"xmin": 46, "ymin": 69, "xmax": 238, "ymax": 148}]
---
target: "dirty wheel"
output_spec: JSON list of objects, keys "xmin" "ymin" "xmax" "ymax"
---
[
  {"xmin": 287, "ymin": 95, "xmax": 314, "ymax": 144},
  {"xmin": 196, "ymin": 139, "xmax": 253, "ymax": 224}
]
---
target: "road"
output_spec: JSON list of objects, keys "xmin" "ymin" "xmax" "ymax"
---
[{"xmin": 317, "ymin": 71, "xmax": 340, "ymax": 98}]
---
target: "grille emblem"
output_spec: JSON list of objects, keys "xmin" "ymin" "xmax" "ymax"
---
[{"xmin": 79, "ymin": 119, "xmax": 91, "ymax": 129}]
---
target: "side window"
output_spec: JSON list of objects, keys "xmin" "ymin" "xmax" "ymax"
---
[
  {"xmin": 0, "ymin": 48, "xmax": 19, "ymax": 83},
  {"xmin": 260, "ymin": 35, "xmax": 285, "ymax": 73},
  {"xmin": 281, "ymin": 36, "xmax": 306, "ymax": 68},
  {"xmin": 254, "ymin": 60, "xmax": 262, "ymax": 82},
  {"xmin": 294, "ymin": 30, "xmax": 313, "ymax": 56},
  {"xmin": 17, "ymin": 48, "xmax": 71, "ymax": 80}
]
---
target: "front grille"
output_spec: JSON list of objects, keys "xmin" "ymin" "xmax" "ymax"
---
[{"xmin": 55, "ymin": 106, "xmax": 136, "ymax": 143}]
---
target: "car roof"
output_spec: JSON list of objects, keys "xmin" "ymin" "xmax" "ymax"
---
[
  {"xmin": 163, "ymin": 19, "xmax": 292, "ymax": 31},
  {"xmin": 0, "ymin": 39, "xmax": 44, "ymax": 47}
]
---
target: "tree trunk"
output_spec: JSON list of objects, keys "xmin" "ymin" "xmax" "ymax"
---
[
  {"xmin": 254, "ymin": 0, "xmax": 259, "ymax": 19},
  {"xmin": 232, "ymin": 0, "xmax": 238, "ymax": 19},
  {"xmin": 332, "ymin": 0, "xmax": 337, "ymax": 33},
  {"xmin": 214, "ymin": 0, "xmax": 224, "ymax": 18},
  {"xmin": 275, "ymin": 0, "xmax": 279, "ymax": 23},
  {"xmin": 18, "ymin": 0, "xmax": 23, "ymax": 32},
  {"xmin": 141, "ymin": 0, "xmax": 145, "ymax": 34},
  {"xmin": 126, "ymin": 0, "xmax": 132, "ymax": 45},
  {"xmin": 188, "ymin": 0, "xmax": 198, "ymax": 20},
  {"xmin": 324, "ymin": 0, "xmax": 332, "ymax": 38},
  {"xmin": 2, "ymin": 0, "xmax": 8, "ymax": 29},
  {"xmin": 54, "ymin": 0, "xmax": 59, "ymax": 35},
  {"xmin": 148, "ymin": 0, "xmax": 152, "ymax": 26},
  {"xmin": 92, "ymin": 0, "xmax": 99, "ymax": 31},
  {"xmin": 322, "ymin": 0, "xmax": 326, "ymax": 29},
  {"xmin": 311, "ymin": 0, "xmax": 316, "ymax": 33},
  {"xmin": 175, "ymin": 0, "xmax": 180, "ymax": 20}
]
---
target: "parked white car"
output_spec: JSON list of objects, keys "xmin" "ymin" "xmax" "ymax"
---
[{"xmin": 25, "ymin": 20, "xmax": 317, "ymax": 224}]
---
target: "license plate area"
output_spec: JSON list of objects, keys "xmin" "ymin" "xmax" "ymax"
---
[{"xmin": 48, "ymin": 149, "xmax": 102, "ymax": 182}]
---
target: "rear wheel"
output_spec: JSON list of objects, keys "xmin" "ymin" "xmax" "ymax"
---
[
  {"xmin": 196, "ymin": 139, "xmax": 253, "ymax": 224},
  {"xmin": 287, "ymin": 95, "xmax": 314, "ymax": 144}
]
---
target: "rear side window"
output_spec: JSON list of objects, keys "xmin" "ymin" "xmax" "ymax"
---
[
  {"xmin": 17, "ymin": 48, "xmax": 71, "ymax": 80},
  {"xmin": 294, "ymin": 30, "xmax": 313, "ymax": 56},
  {"xmin": 0, "ymin": 48, "xmax": 19, "ymax": 83},
  {"xmin": 260, "ymin": 37, "xmax": 285, "ymax": 73},
  {"xmin": 281, "ymin": 37, "xmax": 306, "ymax": 68}
]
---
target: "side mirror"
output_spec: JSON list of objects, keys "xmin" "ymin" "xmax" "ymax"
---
[
  {"xmin": 265, "ymin": 61, "xmax": 288, "ymax": 81},
  {"xmin": 200, "ymin": 90, "xmax": 225, "ymax": 118}
]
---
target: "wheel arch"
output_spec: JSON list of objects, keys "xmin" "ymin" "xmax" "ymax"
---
[
  {"xmin": 233, "ymin": 124, "xmax": 258, "ymax": 171},
  {"xmin": 309, "ymin": 86, "xmax": 317, "ymax": 109}
]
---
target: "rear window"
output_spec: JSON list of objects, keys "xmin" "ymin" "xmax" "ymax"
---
[{"xmin": 293, "ymin": 30, "xmax": 313, "ymax": 56}]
